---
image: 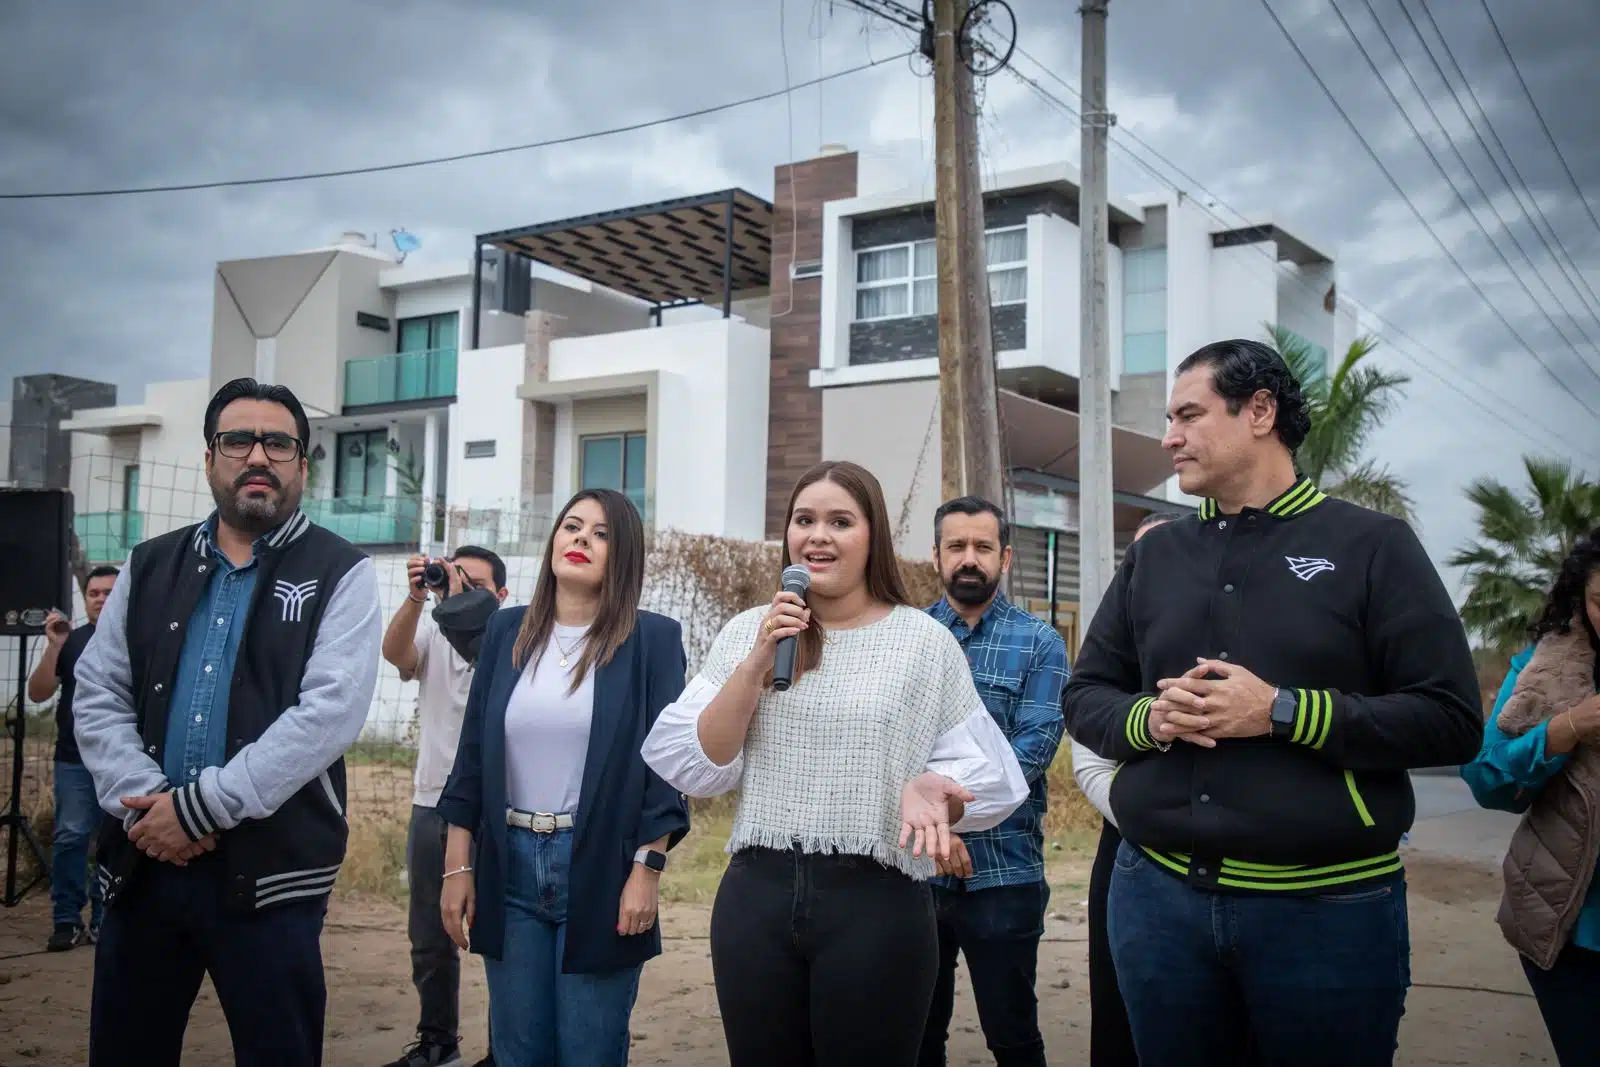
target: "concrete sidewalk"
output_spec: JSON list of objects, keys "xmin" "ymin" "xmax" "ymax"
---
[{"xmin": 1404, "ymin": 772, "xmax": 1520, "ymax": 868}]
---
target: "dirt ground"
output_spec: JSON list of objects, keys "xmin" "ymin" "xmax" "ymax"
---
[{"xmin": 0, "ymin": 848, "xmax": 1557, "ymax": 1066}]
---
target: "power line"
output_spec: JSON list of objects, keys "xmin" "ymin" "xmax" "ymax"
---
[
  {"xmin": 1330, "ymin": 0, "xmax": 1600, "ymax": 381},
  {"xmin": 1475, "ymin": 0, "xmax": 1600, "ymax": 237},
  {"xmin": 0, "ymin": 53, "xmax": 910, "ymax": 201},
  {"xmin": 1401, "ymin": 0, "xmax": 1600, "ymax": 324},
  {"xmin": 1256, "ymin": 0, "xmax": 1599, "ymax": 420},
  {"xmin": 1002, "ymin": 51, "xmax": 1575, "ymax": 457}
]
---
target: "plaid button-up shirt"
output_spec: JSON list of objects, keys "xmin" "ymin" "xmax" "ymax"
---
[{"xmin": 929, "ymin": 592, "xmax": 1069, "ymax": 891}]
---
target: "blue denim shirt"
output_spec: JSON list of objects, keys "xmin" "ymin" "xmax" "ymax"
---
[
  {"xmin": 161, "ymin": 515, "xmax": 262, "ymax": 789},
  {"xmin": 928, "ymin": 593, "xmax": 1069, "ymax": 890}
]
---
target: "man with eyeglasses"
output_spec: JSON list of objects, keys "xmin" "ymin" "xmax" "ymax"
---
[{"xmin": 73, "ymin": 377, "xmax": 382, "ymax": 1067}]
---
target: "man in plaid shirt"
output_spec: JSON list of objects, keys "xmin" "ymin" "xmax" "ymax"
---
[{"xmin": 918, "ymin": 496, "xmax": 1070, "ymax": 1067}]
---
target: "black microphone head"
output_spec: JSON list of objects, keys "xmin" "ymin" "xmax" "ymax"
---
[{"xmin": 780, "ymin": 563, "xmax": 811, "ymax": 596}]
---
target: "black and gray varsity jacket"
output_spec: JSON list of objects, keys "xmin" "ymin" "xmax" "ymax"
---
[{"xmin": 73, "ymin": 510, "xmax": 381, "ymax": 913}]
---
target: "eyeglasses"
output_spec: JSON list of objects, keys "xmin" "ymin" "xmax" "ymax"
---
[{"xmin": 211, "ymin": 431, "xmax": 304, "ymax": 463}]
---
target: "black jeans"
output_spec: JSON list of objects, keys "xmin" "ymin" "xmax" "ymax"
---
[
  {"xmin": 408, "ymin": 804, "xmax": 460, "ymax": 1045},
  {"xmin": 918, "ymin": 880, "xmax": 1049, "ymax": 1066},
  {"xmin": 1088, "ymin": 820, "xmax": 1139, "ymax": 1067},
  {"xmin": 710, "ymin": 845, "xmax": 940, "ymax": 1067},
  {"xmin": 1521, "ymin": 942, "xmax": 1600, "ymax": 1067},
  {"xmin": 89, "ymin": 856, "xmax": 329, "ymax": 1067}
]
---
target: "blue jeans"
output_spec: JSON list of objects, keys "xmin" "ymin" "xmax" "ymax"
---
[
  {"xmin": 919, "ymin": 882, "xmax": 1049, "ymax": 1067},
  {"xmin": 484, "ymin": 827, "xmax": 642, "ymax": 1067},
  {"xmin": 1108, "ymin": 841, "xmax": 1409, "ymax": 1067},
  {"xmin": 52, "ymin": 761, "xmax": 104, "ymax": 929}
]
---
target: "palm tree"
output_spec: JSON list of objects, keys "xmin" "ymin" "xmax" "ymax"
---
[
  {"xmin": 1450, "ymin": 456, "xmax": 1600, "ymax": 654},
  {"xmin": 1268, "ymin": 325, "xmax": 1415, "ymax": 522}
]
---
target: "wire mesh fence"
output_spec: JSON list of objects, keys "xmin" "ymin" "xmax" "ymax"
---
[{"xmin": 2, "ymin": 448, "xmax": 948, "ymax": 886}]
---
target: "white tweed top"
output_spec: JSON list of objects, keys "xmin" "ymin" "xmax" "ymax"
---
[{"xmin": 641, "ymin": 603, "xmax": 1028, "ymax": 880}]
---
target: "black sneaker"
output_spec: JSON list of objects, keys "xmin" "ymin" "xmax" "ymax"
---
[
  {"xmin": 381, "ymin": 1038, "xmax": 462, "ymax": 1067},
  {"xmin": 86, "ymin": 924, "xmax": 101, "ymax": 945},
  {"xmin": 469, "ymin": 1056, "xmax": 494, "ymax": 1067},
  {"xmin": 46, "ymin": 924, "xmax": 84, "ymax": 952}
]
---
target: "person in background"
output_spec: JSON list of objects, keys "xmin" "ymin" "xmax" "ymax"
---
[
  {"xmin": 642, "ymin": 460, "xmax": 1029, "ymax": 1067},
  {"xmin": 1462, "ymin": 527, "xmax": 1600, "ymax": 1067},
  {"xmin": 918, "ymin": 496, "xmax": 1068, "ymax": 1067},
  {"xmin": 1063, "ymin": 340, "xmax": 1483, "ymax": 1066},
  {"xmin": 381, "ymin": 546, "xmax": 509, "ymax": 1067},
  {"xmin": 72, "ymin": 377, "xmax": 382, "ymax": 1067},
  {"xmin": 29, "ymin": 565, "xmax": 120, "ymax": 951},
  {"xmin": 1070, "ymin": 511, "xmax": 1182, "ymax": 1067},
  {"xmin": 437, "ymin": 488, "xmax": 689, "ymax": 1067}
]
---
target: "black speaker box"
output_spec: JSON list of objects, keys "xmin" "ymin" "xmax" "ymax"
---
[{"xmin": 0, "ymin": 488, "xmax": 74, "ymax": 636}]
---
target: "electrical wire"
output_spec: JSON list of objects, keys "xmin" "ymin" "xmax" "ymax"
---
[
  {"xmin": 1475, "ymin": 0, "xmax": 1600, "ymax": 238},
  {"xmin": 1399, "ymin": 0, "xmax": 1600, "ymax": 324},
  {"xmin": 1329, "ymin": 0, "xmax": 1600, "ymax": 380},
  {"xmin": 1255, "ymin": 0, "xmax": 1599, "ymax": 420},
  {"xmin": 1001, "ymin": 54, "xmax": 1576, "ymax": 457},
  {"xmin": 0, "ymin": 53, "xmax": 910, "ymax": 201}
]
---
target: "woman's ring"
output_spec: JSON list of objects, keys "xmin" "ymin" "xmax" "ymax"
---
[{"xmin": 765, "ymin": 618, "xmax": 776, "ymax": 632}]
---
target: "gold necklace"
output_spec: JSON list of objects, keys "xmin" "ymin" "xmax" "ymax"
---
[{"xmin": 553, "ymin": 632, "xmax": 583, "ymax": 669}]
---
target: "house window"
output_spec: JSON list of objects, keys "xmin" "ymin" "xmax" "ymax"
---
[
  {"xmin": 580, "ymin": 432, "xmax": 647, "ymax": 515},
  {"xmin": 335, "ymin": 429, "xmax": 390, "ymax": 501},
  {"xmin": 1122, "ymin": 246, "xmax": 1168, "ymax": 374},
  {"xmin": 122, "ymin": 465, "xmax": 140, "ymax": 513},
  {"xmin": 397, "ymin": 312, "xmax": 459, "ymax": 354},
  {"xmin": 853, "ymin": 226, "xmax": 1027, "ymax": 321}
]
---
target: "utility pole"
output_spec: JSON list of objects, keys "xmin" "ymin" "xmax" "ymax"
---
[
  {"xmin": 1078, "ymin": 0, "xmax": 1116, "ymax": 623},
  {"xmin": 932, "ymin": 0, "xmax": 1005, "ymax": 505}
]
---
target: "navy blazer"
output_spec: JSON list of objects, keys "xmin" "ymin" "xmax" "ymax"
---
[{"xmin": 436, "ymin": 606, "xmax": 691, "ymax": 974}]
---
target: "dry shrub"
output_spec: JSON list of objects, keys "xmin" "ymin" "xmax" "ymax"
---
[{"xmin": 643, "ymin": 530, "xmax": 946, "ymax": 673}]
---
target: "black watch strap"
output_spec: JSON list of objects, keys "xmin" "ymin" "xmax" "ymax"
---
[{"xmin": 1269, "ymin": 687, "xmax": 1298, "ymax": 740}]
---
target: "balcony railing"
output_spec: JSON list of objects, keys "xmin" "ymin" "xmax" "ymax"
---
[
  {"xmin": 300, "ymin": 494, "xmax": 423, "ymax": 546},
  {"xmin": 76, "ymin": 511, "xmax": 143, "ymax": 562},
  {"xmin": 343, "ymin": 347, "xmax": 458, "ymax": 408}
]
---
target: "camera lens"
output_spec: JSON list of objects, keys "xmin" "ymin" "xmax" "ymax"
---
[{"xmin": 422, "ymin": 561, "xmax": 448, "ymax": 589}]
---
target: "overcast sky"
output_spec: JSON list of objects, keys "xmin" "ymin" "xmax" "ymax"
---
[{"xmin": 1, "ymin": 0, "xmax": 1596, "ymax": 587}]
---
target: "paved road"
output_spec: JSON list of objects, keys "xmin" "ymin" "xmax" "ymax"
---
[{"xmin": 1406, "ymin": 771, "xmax": 1520, "ymax": 867}]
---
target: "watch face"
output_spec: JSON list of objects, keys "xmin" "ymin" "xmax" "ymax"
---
[{"xmin": 640, "ymin": 850, "xmax": 666, "ymax": 871}]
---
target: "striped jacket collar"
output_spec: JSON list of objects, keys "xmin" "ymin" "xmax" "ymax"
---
[
  {"xmin": 1196, "ymin": 476, "xmax": 1327, "ymax": 523},
  {"xmin": 190, "ymin": 508, "xmax": 312, "ymax": 557}
]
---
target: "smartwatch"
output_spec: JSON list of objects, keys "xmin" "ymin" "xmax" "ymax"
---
[
  {"xmin": 1269, "ymin": 687, "xmax": 1298, "ymax": 741},
  {"xmin": 634, "ymin": 847, "xmax": 667, "ymax": 873}
]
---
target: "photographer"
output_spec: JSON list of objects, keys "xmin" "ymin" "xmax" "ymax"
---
[{"xmin": 381, "ymin": 547, "xmax": 508, "ymax": 1067}]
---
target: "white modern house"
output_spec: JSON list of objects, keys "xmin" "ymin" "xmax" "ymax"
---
[{"xmin": 51, "ymin": 150, "xmax": 1355, "ymax": 658}]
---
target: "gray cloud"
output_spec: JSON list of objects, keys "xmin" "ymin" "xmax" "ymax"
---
[{"xmin": 1, "ymin": 0, "xmax": 1595, "ymax": 582}]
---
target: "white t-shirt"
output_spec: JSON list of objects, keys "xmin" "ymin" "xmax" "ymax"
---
[
  {"xmin": 406, "ymin": 616, "xmax": 475, "ymax": 808},
  {"xmin": 503, "ymin": 623, "xmax": 596, "ymax": 815}
]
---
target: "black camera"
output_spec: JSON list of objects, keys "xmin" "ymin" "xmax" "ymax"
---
[{"xmin": 422, "ymin": 560, "xmax": 451, "ymax": 591}]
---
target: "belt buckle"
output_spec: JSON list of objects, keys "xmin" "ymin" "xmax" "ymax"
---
[{"xmin": 529, "ymin": 811, "xmax": 557, "ymax": 833}]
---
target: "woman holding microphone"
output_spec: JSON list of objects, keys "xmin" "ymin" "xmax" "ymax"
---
[
  {"xmin": 642, "ymin": 460, "xmax": 1028, "ymax": 1067},
  {"xmin": 437, "ymin": 488, "xmax": 689, "ymax": 1067}
]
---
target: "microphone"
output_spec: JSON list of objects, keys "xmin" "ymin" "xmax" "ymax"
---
[{"xmin": 771, "ymin": 564, "xmax": 812, "ymax": 692}]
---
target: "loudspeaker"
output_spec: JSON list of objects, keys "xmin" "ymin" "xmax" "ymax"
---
[{"xmin": 0, "ymin": 488, "xmax": 74, "ymax": 636}]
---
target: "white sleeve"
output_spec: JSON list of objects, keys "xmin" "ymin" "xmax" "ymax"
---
[
  {"xmin": 1070, "ymin": 738, "xmax": 1118, "ymax": 827},
  {"xmin": 639, "ymin": 673, "xmax": 745, "ymax": 798},
  {"xmin": 926, "ymin": 706, "xmax": 1030, "ymax": 833}
]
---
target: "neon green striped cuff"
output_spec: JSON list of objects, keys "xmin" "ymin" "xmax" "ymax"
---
[
  {"xmin": 1289, "ymin": 688, "xmax": 1336, "ymax": 750},
  {"xmin": 1125, "ymin": 695, "xmax": 1158, "ymax": 752}
]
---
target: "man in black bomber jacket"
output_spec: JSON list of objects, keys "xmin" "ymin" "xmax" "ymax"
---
[
  {"xmin": 73, "ymin": 379, "xmax": 381, "ymax": 1067},
  {"xmin": 1062, "ymin": 340, "xmax": 1482, "ymax": 1067}
]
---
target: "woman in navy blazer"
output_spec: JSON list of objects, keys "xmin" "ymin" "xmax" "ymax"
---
[{"xmin": 437, "ymin": 488, "xmax": 690, "ymax": 1067}]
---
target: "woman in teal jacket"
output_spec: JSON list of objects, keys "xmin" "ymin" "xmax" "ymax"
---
[{"xmin": 1461, "ymin": 527, "xmax": 1600, "ymax": 1067}]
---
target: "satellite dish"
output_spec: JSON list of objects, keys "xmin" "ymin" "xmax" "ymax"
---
[{"xmin": 391, "ymin": 229, "xmax": 421, "ymax": 263}]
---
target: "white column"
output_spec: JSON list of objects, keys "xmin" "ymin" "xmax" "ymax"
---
[
  {"xmin": 253, "ymin": 337, "xmax": 277, "ymax": 384},
  {"xmin": 420, "ymin": 411, "xmax": 439, "ymax": 556}
]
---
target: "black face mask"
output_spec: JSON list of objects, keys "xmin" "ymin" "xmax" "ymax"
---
[{"xmin": 430, "ymin": 587, "xmax": 501, "ymax": 665}]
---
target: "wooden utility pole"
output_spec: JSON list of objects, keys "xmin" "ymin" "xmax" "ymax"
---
[
  {"xmin": 932, "ymin": 0, "xmax": 1004, "ymax": 506},
  {"xmin": 1078, "ymin": 0, "xmax": 1116, "ymax": 621}
]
